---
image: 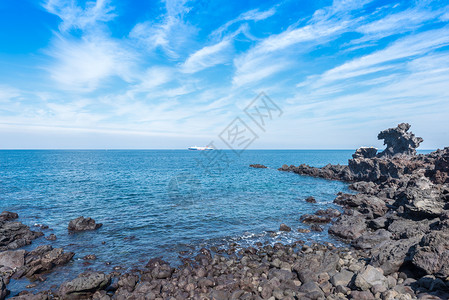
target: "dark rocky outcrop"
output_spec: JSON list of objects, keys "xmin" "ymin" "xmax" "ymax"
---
[
  {"xmin": 59, "ymin": 272, "xmax": 111, "ymax": 299},
  {"xmin": 68, "ymin": 216, "xmax": 102, "ymax": 232},
  {"xmin": 249, "ymin": 164, "xmax": 267, "ymax": 168},
  {"xmin": 0, "ymin": 217, "xmax": 43, "ymax": 251},
  {"xmin": 377, "ymin": 123, "xmax": 423, "ymax": 157},
  {"xmin": 0, "ymin": 277, "xmax": 8, "ymax": 300}
]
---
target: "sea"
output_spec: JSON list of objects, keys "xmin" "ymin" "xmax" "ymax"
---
[{"xmin": 1, "ymin": 149, "xmax": 357, "ymax": 294}]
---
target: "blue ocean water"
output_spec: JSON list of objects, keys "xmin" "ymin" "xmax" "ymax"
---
[{"xmin": 1, "ymin": 150, "xmax": 354, "ymax": 294}]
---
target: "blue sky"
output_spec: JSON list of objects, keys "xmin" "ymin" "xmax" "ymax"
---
[{"xmin": 0, "ymin": 0, "xmax": 448, "ymax": 149}]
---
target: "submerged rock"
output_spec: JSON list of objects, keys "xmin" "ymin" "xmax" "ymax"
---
[
  {"xmin": 249, "ymin": 164, "xmax": 267, "ymax": 168},
  {"xmin": 279, "ymin": 223, "xmax": 291, "ymax": 232}
]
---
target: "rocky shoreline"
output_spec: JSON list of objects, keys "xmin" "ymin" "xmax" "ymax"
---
[{"xmin": 2, "ymin": 123, "xmax": 449, "ymax": 299}]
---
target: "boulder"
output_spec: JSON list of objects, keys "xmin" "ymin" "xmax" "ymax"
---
[
  {"xmin": 352, "ymin": 229, "xmax": 392, "ymax": 250},
  {"xmin": 0, "ymin": 221, "xmax": 43, "ymax": 251},
  {"xmin": 370, "ymin": 236, "xmax": 420, "ymax": 275},
  {"xmin": 395, "ymin": 176, "xmax": 445, "ymax": 217},
  {"xmin": 328, "ymin": 214, "xmax": 366, "ymax": 240},
  {"xmin": 59, "ymin": 272, "xmax": 111, "ymax": 299},
  {"xmin": 411, "ymin": 231, "xmax": 449, "ymax": 278},
  {"xmin": 68, "ymin": 217, "xmax": 102, "ymax": 232},
  {"xmin": 354, "ymin": 265, "xmax": 388, "ymax": 291},
  {"xmin": 377, "ymin": 123, "xmax": 423, "ymax": 157},
  {"xmin": 0, "ymin": 250, "xmax": 25, "ymax": 269},
  {"xmin": 330, "ymin": 269, "xmax": 354, "ymax": 287}
]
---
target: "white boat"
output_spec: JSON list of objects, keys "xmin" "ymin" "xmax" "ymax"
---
[{"xmin": 188, "ymin": 146, "xmax": 214, "ymax": 151}]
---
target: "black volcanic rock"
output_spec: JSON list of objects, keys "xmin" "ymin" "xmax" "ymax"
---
[
  {"xmin": 377, "ymin": 123, "xmax": 423, "ymax": 157},
  {"xmin": 68, "ymin": 216, "xmax": 102, "ymax": 232},
  {"xmin": 0, "ymin": 219, "xmax": 44, "ymax": 251},
  {"xmin": 352, "ymin": 147, "xmax": 378, "ymax": 159},
  {"xmin": 249, "ymin": 164, "xmax": 267, "ymax": 168}
]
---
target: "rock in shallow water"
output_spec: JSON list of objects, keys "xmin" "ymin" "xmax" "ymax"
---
[
  {"xmin": 68, "ymin": 216, "xmax": 102, "ymax": 232},
  {"xmin": 0, "ymin": 220, "xmax": 44, "ymax": 251}
]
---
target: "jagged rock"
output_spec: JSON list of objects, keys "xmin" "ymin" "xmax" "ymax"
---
[
  {"xmin": 328, "ymin": 214, "xmax": 366, "ymax": 240},
  {"xmin": 300, "ymin": 214, "xmax": 331, "ymax": 224},
  {"xmin": 249, "ymin": 164, "xmax": 267, "ymax": 168},
  {"xmin": 427, "ymin": 147, "xmax": 449, "ymax": 184},
  {"xmin": 0, "ymin": 212, "xmax": 18, "ymax": 222},
  {"xmin": 315, "ymin": 208, "xmax": 341, "ymax": 218},
  {"xmin": 293, "ymin": 250, "xmax": 339, "ymax": 283},
  {"xmin": 279, "ymin": 163, "xmax": 352, "ymax": 181},
  {"xmin": 45, "ymin": 234, "xmax": 57, "ymax": 241},
  {"xmin": 8, "ymin": 292, "xmax": 49, "ymax": 300},
  {"xmin": 59, "ymin": 272, "xmax": 111, "ymax": 299},
  {"xmin": 68, "ymin": 217, "xmax": 102, "ymax": 232},
  {"xmin": 305, "ymin": 196, "xmax": 317, "ymax": 203},
  {"xmin": 0, "ymin": 220, "xmax": 43, "ymax": 251},
  {"xmin": 377, "ymin": 123, "xmax": 423, "ymax": 157},
  {"xmin": 354, "ymin": 265, "xmax": 388, "ymax": 291},
  {"xmin": 0, "ymin": 277, "xmax": 8, "ymax": 300},
  {"xmin": 334, "ymin": 193, "xmax": 388, "ymax": 218},
  {"xmin": 310, "ymin": 224, "xmax": 323, "ymax": 232},
  {"xmin": 411, "ymin": 231, "xmax": 449, "ymax": 278},
  {"xmin": 0, "ymin": 250, "xmax": 25, "ymax": 269},
  {"xmin": 330, "ymin": 269, "xmax": 354, "ymax": 287},
  {"xmin": 387, "ymin": 218, "xmax": 432, "ymax": 240},
  {"xmin": 395, "ymin": 176, "xmax": 445, "ymax": 217},
  {"xmin": 370, "ymin": 236, "xmax": 421, "ymax": 275},
  {"xmin": 298, "ymin": 281, "xmax": 324, "ymax": 298},
  {"xmin": 352, "ymin": 229, "xmax": 392, "ymax": 250},
  {"xmin": 353, "ymin": 147, "xmax": 378, "ymax": 159},
  {"xmin": 15, "ymin": 245, "xmax": 75, "ymax": 279}
]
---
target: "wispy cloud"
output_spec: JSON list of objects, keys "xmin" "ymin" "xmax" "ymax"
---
[
  {"xmin": 211, "ymin": 7, "xmax": 276, "ymax": 39},
  {"xmin": 129, "ymin": 0, "xmax": 195, "ymax": 58},
  {"xmin": 181, "ymin": 39, "xmax": 233, "ymax": 73},
  {"xmin": 43, "ymin": 0, "xmax": 116, "ymax": 32},
  {"xmin": 45, "ymin": 34, "xmax": 137, "ymax": 91}
]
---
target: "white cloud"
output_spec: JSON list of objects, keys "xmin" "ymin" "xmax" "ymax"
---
[
  {"xmin": 311, "ymin": 27, "xmax": 449, "ymax": 87},
  {"xmin": 211, "ymin": 7, "xmax": 276, "ymax": 38},
  {"xmin": 181, "ymin": 39, "xmax": 232, "ymax": 73},
  {"xmin": 46, "ymin": 35, "xmax": 137, "ymax": 91},
  {"xmin": 129, "ymin": 0, "xmax": 195, "ymax": 58},
  {"xmin": 43, "ymin": 0, "xmax": 115, "ymax": 32}
]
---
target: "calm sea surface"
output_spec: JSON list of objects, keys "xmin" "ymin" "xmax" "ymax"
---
[{"xmin": 1, "ymin": 150, "xmax": 357, "ymax": 294}]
